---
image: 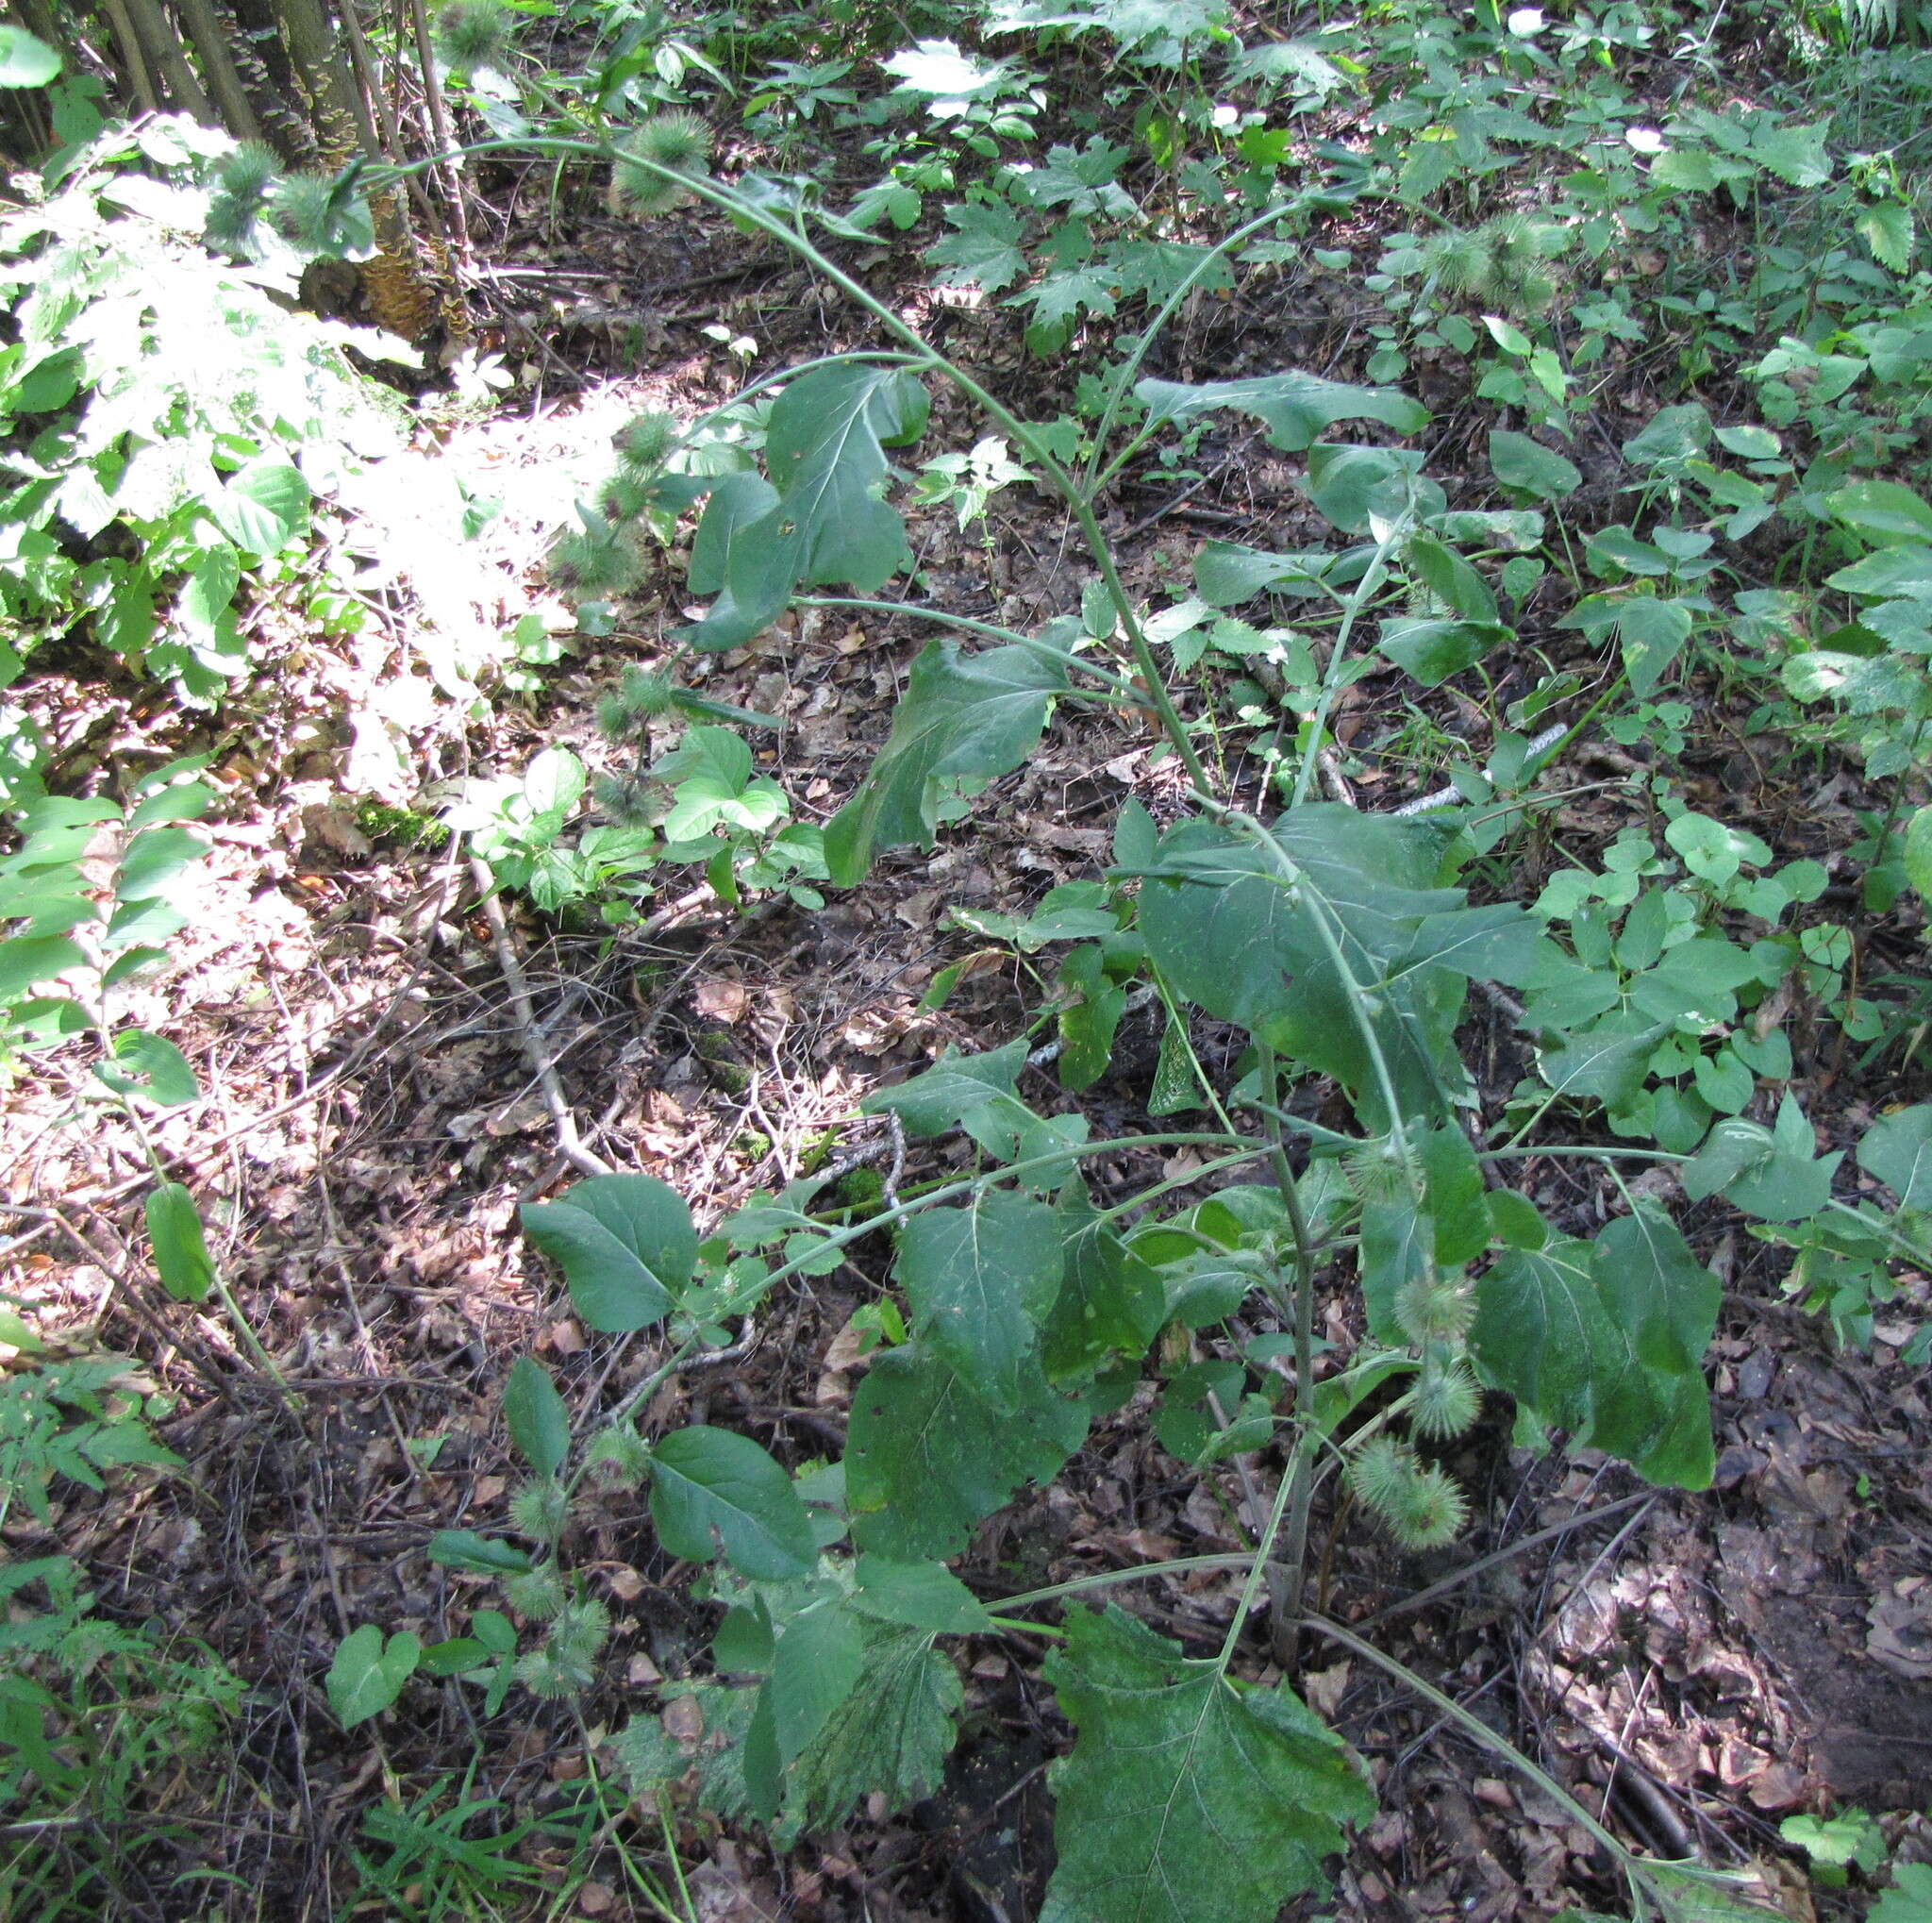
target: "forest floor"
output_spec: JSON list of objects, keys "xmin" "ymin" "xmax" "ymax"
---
[{"xmin": 4, "ymin": 37, "xmax": 1932, "ymax": 1923}]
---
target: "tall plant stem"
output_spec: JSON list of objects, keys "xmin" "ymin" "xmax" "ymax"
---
[
  {"xmin": 1287, "ymin": 514, "xmax": 1407, "ymax": 811},
  {"xmin": 1256, "ymin": 1042, "xmax": 1320, "ymax": 1666}
]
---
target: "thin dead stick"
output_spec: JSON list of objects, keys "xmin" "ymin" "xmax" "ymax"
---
[
  {"xmin": 469, "ymin": 858, "xmax": 610, "ymax": 1179},
  {"xmin": 1357, "ymin": 1490, "xmax": 1654, "ymax": 1630}
]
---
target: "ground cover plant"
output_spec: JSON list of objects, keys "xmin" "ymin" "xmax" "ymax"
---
[{"xmin": 0, "ymin": 0, "xmax": 1930, "ymax": 1916}]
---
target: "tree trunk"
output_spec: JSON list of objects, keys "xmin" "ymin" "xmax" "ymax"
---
[{"xmin": 175, "ymin": 0, "xmax": 266, "ymax": 142}]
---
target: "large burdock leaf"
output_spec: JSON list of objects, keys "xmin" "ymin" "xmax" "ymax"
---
[
  {"xmin": 846, "ymin": 1342, "xmax": 1090, "ymax": 1559},
  {"xmin": 824, "ymin": 641, "xmax": 1065, "ymax": 885},
  {"xmin": 684, "ymin": 364, "xmax": 929, "ymax": 650},
  {"xmin": 648, "ymin": 1425, "xmax": 817, "ymax": 1580},
  {"xmin": 1137, "ymin": 369, "xmax": 1427, "ymax": 452},
  {"xmin": 1469, "ymin": 1204, "xmax": 1718, "ymax": 1488},
  {"xmin": 520, "ymin": 1173, "xmax": 696, "ymax": 1331},
  {"xmin": 1137, "ymin": 806, "xmax": 1468, "ymax": 1129},
  {"xmin": 1041, "ymin": 1606, "xmax": 1374, "ymax": 1923},
  {"xmin": 895, "ymin": 1189, "xmax": 1063, "ymax": 1412},
  {"xmin": 776, "ymin": 1619, "xmax": 961, "ymax": 1839}
]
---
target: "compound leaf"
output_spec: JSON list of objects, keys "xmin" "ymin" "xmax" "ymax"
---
[
  {"xmin": 824, "ymin": 641, "xmax": 1064, "ymax": 885},
  {"xmin": 649, "ymin": 1425, "xmax": 816, "ymax": 1580},
  {"xmin": 1041, "ymin": 1605, "xmax": 1374, "ymax": 1923}
]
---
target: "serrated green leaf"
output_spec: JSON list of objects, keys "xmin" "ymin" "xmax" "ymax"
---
[
  {"xmin": 769, "ymin": 1599, "xmax": 865, "ymax": 1764},
  {"xmin": 774, "ymin": 1618, "xmax": 963, "ymax": 1841},
  {"xmin": 852, "ymin": 1556, "xmax": 994, "ymax": 1632},
  {"xmin": 1856, "ymin": 199, "xmax": 1914, "ymax": 272},
  {"xmin": 146, "ymin": 1181, "xmax": 214, "ymax": 1303},
  {"xmin": 1749, "ymin": 121, "xmax": 1831, "ymax": 188},
  {"xmin": 326, "ymin": 1625, "xmax": 421, "ymax": 1729},
  {"xmin": 1138, "ymin": 807, "xmax": 1470, "ymax": 1129},
  {"xmin": 503, "ymin": 1356, "xmax": 570, "ymax": 1479},
  {"xmin": 1040, "ymin": 1606, "xmax": 1374, "ymax": 1923},
  {"xmin": 896, "ymin": 1189, "xmax": 1063, "ymax": 1411},
  {"xmin": 824, "ymin": 641, "xmax": 1064, "ymax": 885},
  {"xmin": 649, "ymin": 1425, "xmax": 816, "ymax": 1580},
  {"xmin": 847, "ymin": 1342, "xmax": 1090, "ymax": 1559},
  {"xmin": 1137, "ymin": 368, "xmax": 1426, "ymax": 452},
  {"xmin": 520, "ymin": 1174, "xmax": 695, "ymax": 1331},
  {"xmin": 928, "ymin": 200, "xmax": 1028, "ymax": 293},
  {"xmin": 1469, "ymin": 1204, "xmax": 1717, "ymax": 1487}
]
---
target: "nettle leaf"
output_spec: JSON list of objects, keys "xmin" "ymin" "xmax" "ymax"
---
[
  {"xmin": 1137, "ymin": 807, "xmax": 1472, "ymax": 1129},
  {"xmin": 326, "ymin": 1625, "xmax": 421, "ymax": 1729},
  {"xmin": 847, "ymin": 1342, "xmax": 1090, "ymax": 1559},
  {"xmin": 1858, "ymin": 1102, "xmax": 1932, "ymax": 1212},
  {"xmin": 520, "ymin": 1173, "xmax": 696, "ymax": 1331},
  {"xmin": 896, "ymin": 1189, "xmax": 1064, "ymax": 1412},
  {"xmin": 1469, "ymin": 1204, "xmax": 1718, "ymax": 1488},
  {"xmin": 503, "ymin": 1356, "xmax": 570, "ymax": 1479},
  {"xmin": 1137, "ymin": 369, "xmax": 1427, "ymax": 453},
  {"xmin": 648, "ymin": 1425, "xmax": 817, "ymax": 1580},
  {"xmin": 1041, "ymin": 1606, "xmax": 1374, "ymax": 1923},
  {"xmin": 684, "ymin": 364, "xmax": 929, "ymax": 650},
  {"xmin": 824, "ymin": 641, "xmax": 1064, "ymax": 885}
]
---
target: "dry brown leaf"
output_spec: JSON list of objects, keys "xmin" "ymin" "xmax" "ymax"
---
[{"xmin": 1305, "ymin": 1661, "xmax": 1350, "ymax": 1722}]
